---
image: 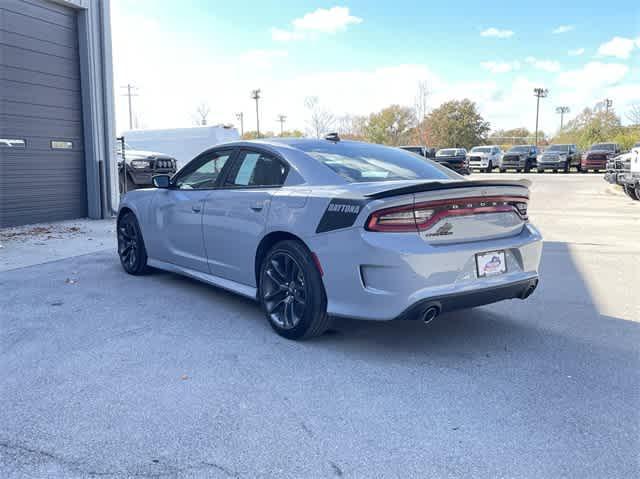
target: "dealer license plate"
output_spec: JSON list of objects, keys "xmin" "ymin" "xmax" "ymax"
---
[{"xmin": 476, "ymin": 250, "xmax": 507, "ymax": 277}]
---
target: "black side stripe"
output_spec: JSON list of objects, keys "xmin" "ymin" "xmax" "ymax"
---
[{"xmin": 316, "ymin": 198, "xmax": 369, "ymax": 233}]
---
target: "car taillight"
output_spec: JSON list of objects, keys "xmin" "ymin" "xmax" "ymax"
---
[{"xmin": 365, "ymin": 196, "xmax": 528, "ymax": 232}]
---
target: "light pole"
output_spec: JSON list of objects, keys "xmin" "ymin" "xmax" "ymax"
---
[
  {"xmin": 121, "ymin": 84, "xmax": 138, "ymax": 130},
  {"xmin": 251, "ymin": 89, "xmax": 261, "ymax": 137},
  {"xmin": 604, "ymin": 98, "xmax": 613, "ymax": 114},
  {"xmin": 276, "ymin": 114, "xmax": 287, "ymax": 135},
  {"xmin": 235, "ymin": 112, "xmax": 244, "ymax": 137},
  {"xmin": 555, "ymin": 106, "xmax": 570, "ymax": 130},
  {"xmin": 533, "ymin": 88, "xmax": 549, "ymax": 146}
]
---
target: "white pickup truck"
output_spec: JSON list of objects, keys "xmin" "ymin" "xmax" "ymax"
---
[{"xmin": 605, "ymin": 143, "xmax": 640, "ymax": 200}]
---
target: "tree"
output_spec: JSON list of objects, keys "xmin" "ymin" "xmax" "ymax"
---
[
  {"xmin": 279, "ymin": 129, "xmax": 305, "ymax": 138},
  {"xmin": 193, "ymin": 102, "xmax": 211, "ymax": 126},
  {"xmin": 426, "ymin": 99, "xmax": 490, "ymax": 149},
  {"xmin": 552, "ymin": 107, "xmax": 621, "ymax": 149},
  {"xmin": 305, "ymin": 96, "xmax": 335, "ymax": 138},
  {"xmin": 242, "ymin": 130, "xmax": 275, "ymax": 140},
  {"xmin": 413, "ymin": 81, "xmax": 431, "ymax": 144},
  {"xmin": 627, "ymin": 104, "xmax": 640, "ymax": 126},
  {"xmin": 336, "ymin": 114, "xmax": 367, "ymax": 140},
  {"xmin": 363, "ymin": 105, "xmax": 416, "ymax": 145}
]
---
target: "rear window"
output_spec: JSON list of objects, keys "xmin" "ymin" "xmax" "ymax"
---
[
  {"xmin": 296, "ymin": 142, "xmax": 460, "ymax": 183},
  {"xmin": 547, "ymin": 145, "xmax": 569, "ymax": 152},
  {"xmin": 591, "ymin": 143, "xmax": 616, "ymax": 151}
]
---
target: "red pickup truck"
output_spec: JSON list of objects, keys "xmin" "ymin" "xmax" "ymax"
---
[{"xmin": 581, "ymin": 143, "xmax": 621, "ymax": 172}]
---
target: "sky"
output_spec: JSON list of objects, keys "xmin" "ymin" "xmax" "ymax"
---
[{"xmin": 110, "ymin": 0, "xmax": 640, "ymax": 136}]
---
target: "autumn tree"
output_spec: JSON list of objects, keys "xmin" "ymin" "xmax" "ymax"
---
[
  {"xmin": 426, "ymin": 99, "xmax": 490, "ymax": 149},
  {"xmin": 337, "ymin": 114, "xmax": 367, "ymax": 140},
  {"xmin": 305, "ymin": 96, "xmax": 335, "ymax": 138},
  {"xmin": 552, "ymin": 107, "xmax": 621, "ymax": 149},
  {"xmin": 363, "ymin": 105, "xmax": 416, "ymax": 145}
]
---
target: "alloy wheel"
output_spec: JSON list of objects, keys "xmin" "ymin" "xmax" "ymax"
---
[
  {"xmin": 262, "ymin": 252, "xmax": 307, "ymax": 329},
  {"xmin": 118, "ymin": 219, "xmax": 138, "ymax": 270}
]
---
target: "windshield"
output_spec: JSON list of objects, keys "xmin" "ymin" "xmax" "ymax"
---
[
  {"xmin": 470, "ymin": 147, "xmax": 492, "ymax": 153},
  {"xmin": 508, "ymin": 146, "xmax": 530, "ymax": 153},
  {"xmin": 591, "ymin": 143, "xmax": 616, "ymax": 151},
  {"xmin": 296, "ymin": 142, "xmax": 460, "ymax": 183},
  {"xmin": 546, "ymin": 145, "xmax": 569, "ymax": 152},
  {"xmin": 436, "ymin": 149, "xmax": 461, "ymax": 156}
]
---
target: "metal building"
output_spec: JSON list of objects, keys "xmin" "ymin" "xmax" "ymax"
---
[{"xmin": 1, "ymin": 0, "xmax": 116, "ymax": 227}]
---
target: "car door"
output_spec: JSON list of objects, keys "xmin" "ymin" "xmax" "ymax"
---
[
  {"xmin": 202, "ymin": 148, "xmax": 289, "ymax": 286},
  {"xmin": 150, "ymin": 148, "xmax": 236, "ymax": 272}
]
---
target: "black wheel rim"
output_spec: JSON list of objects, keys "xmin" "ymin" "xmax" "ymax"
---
[
  {"xmin": 262, "ymin": 252, "xmax": 307, "ymax": 329},
  {"xmin": 118, "ymin": 219, "xmax": 138, "ymax": 270}
]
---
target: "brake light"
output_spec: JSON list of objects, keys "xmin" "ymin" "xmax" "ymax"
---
[{"xmin": 365, "ymin": 196, "xmax": 528, "ymax": 232}]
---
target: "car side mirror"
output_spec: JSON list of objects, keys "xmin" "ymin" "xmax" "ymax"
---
[{"xmin": 152, "ymin": 175, "xmax": 171, "ymax": 188}]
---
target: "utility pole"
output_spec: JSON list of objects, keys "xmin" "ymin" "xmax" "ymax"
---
[
  {"xmin": 235, "ymin": 112, "xmax": 244, "ymax": 137},
  {"xmin": 555, "ymin": 106, "xmax": 570, "ymax": 130},
  {"xmin": 276, "ymin": 114, "xmax": 287, "ymax": 135},
  {"xmin": 251, "ymin": 89, "xmax": 261, "ymax": 137},
  {"xmin": 604, "ymin": 98, "xmax": 613, "ymax": 114},
  {"xmin": 533, "ymin": 88, "xmax": 549, "ymax": 146},
  {"xmin": 121, "ymin": 84, "xmax": 138, "ymax": 130}
]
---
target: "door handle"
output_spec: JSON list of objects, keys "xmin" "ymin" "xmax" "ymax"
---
[
  {"xmin": 250, "ymin": 201, "xmax": 265, "ymax": 212},
  {"xmin": 192, "ymin": 204, "xmax": 202, "ymax": 213}
]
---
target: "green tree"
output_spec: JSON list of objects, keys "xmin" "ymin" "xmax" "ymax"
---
[
  {"xmin": 552, "ymin": 108, "xmax": 621, "ymax": 149},
  {"xmin": 363, "ymin": 105, "xmax": 416, "ymax": 145},
  {"xmin": 426, "ymin": 99, "xmax": 490, "ymax": 149},
  {"xmin": 279, "ymin": 129, "xmax": 305, "ymax": 137},
  {"xmin": 242, "ymin": 130, "xmax": 275, "ymax": 140}
]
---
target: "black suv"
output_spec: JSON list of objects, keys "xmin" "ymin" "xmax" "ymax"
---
[
  {"xmin": 117, "ymin": 142, "xmax": 177, "ymax": 193},
  {"xmin": 399, "ymin": 146, "xmax": 436, "ymax": 159},
  {"xmin": 499, "ymin": 145, "xmax": 538, "ymax": 172}
]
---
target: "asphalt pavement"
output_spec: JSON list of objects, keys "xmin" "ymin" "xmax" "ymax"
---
[{"xmin": 1, "ymin": 173, "xmax": 638, "ymax": 478}]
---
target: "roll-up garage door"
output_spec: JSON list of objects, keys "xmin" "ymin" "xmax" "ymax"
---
[{"xmin": 1, "ymin": 0, "xmax": 86, "ymax": 227}]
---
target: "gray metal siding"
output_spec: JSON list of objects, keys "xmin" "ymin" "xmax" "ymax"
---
[{"xmin": 1, "ymin": 0, "xmax": 86, "ymax": 227}]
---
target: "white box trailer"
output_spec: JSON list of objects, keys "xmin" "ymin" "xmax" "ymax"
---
[{"xmin": 122, "ymin": 125, "xmax": 240, "ymax": 168}]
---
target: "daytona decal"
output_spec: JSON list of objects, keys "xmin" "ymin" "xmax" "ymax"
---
[{"xmin": 316, "ymin": 198, "xmax": 368, "ymax": 233}]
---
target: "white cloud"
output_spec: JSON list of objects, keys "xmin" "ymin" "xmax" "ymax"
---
[
  {"xmin": 272, "ymin": 6, "xmax": 362, "ymax": 42},
  {"xmin": 597, "ymin": 36, "xmax": 636, "ymax": 59},
  {"xmin": 480, "ymin": 27, "xmax": 514, "ymax": 38},
  {"xmin": 553, "ymin": 25, "xmax": 574, "ymax": 34},
  {"xmin": 480, "ymin": 61, "xmax": 520, "ymax": 74},
  {"xmin": 525, "ymin": 57, "xmax": 561, "ymax": 72},
  {"xmin": 292, "ymin": 6, "xmax": 362, "ymax": 33},
  {"xmin": 270, "ymin": 28, "xmax": 303, "ymax": 42},
  {"xmin": 568, "ymin": 48, "xmax": 585, "ymax": 56},
  {"xmin": 557, "ymin": 62, "xmax": 628, "ymax": 89}
]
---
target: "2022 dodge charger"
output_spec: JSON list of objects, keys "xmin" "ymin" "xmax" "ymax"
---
[{"xmin": 117, "ymin": 137, "xmax": 542, "ymax": 339}]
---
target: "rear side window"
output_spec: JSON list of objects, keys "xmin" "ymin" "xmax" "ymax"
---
[
  {"xmin": 226, "ymin": 151, "xmax": 287, "ymax": 187},
  {"xmin": 296, "ymin": 142, "xmax": 460, "ymax": 183}
]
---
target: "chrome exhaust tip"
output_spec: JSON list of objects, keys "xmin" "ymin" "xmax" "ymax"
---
[{"xmin": 422, "ymin": 305, "xmax": 440, "ymax": 325}]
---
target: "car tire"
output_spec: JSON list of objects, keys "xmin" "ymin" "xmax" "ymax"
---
[
  {"xmin": 635, "ymin": 185, "xmax": 640, "ymax": 201},
  {"xmin": 486, "ymin": 161, "xmax": 493, "ymax": 173},
  {"xmin": 594, "ymin": 169, "xmax": 600, "ymax": 173},
  {"xmin": 563, "ymin": 161, "xmax": 570, "ymax": 173},
  {"xmin": 117, "ymin": 211, "xmax": 150, "ymax": 275},
  {"xmin": 259, "ymin": 240, "xmax": 331, "ymax": 340},
  {"xmin": 499, "ymin": 168, "xmax": 506, "ymax": 173},
  {"xmin": 623, "ymin": 185, "xmax": 640, "ymax": 200},
  {"xmin": 537, "ymin": 168, "xmax": 544, "ymax": 173},
  {"xmin": 516, "ymin": 168, "xmax": 522, "ymax": 173},
  {"xmin": 524, "ymin": 161, "xmax": 531, "ymax": 173}
]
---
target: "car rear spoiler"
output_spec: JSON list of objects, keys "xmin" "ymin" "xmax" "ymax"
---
[{"xmin": 365, "ymin": 179, "xmax": 531, "ymax": 200}]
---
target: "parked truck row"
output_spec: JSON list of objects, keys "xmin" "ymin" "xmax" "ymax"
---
[{"xmin": 401, "ymin": 142, "xmax": 628, "ymax": 175}]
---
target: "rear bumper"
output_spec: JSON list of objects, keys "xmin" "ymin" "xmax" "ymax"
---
[
  {"xmin": 308, "ymin": 223, "xmax": 543, "ymax": 321},
  {"xmin": 396, "ymin": 277, "xmax": 538, "ymax": 320}
]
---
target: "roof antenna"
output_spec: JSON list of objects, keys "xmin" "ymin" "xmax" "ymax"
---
[{"xmin": 324, "ymin": 132, "xmax": 340, "ymax": 142}]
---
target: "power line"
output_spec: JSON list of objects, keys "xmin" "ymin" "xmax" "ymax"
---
[
  {"xmin": 251, "ymin": 89, "xmax": 261, "ymax": 137},
  {"xmin": 555, "ymin": 106, "xmax": 570, "ymax": 130},
  {"xmin": 533, "ymin": 88, "xmax": 549, "ymax": 146},
  {"xmin": 120, "ymin": 84, "xmax": 138, "ymax": 130},
  {"xmin": 276, "ymin": 114, "xmax": 287, "ymax": 135}
]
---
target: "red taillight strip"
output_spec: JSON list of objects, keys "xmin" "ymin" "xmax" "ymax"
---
[{"xmin": 366, "ymin": 196, "xmax": 528, "ymax": 232}]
